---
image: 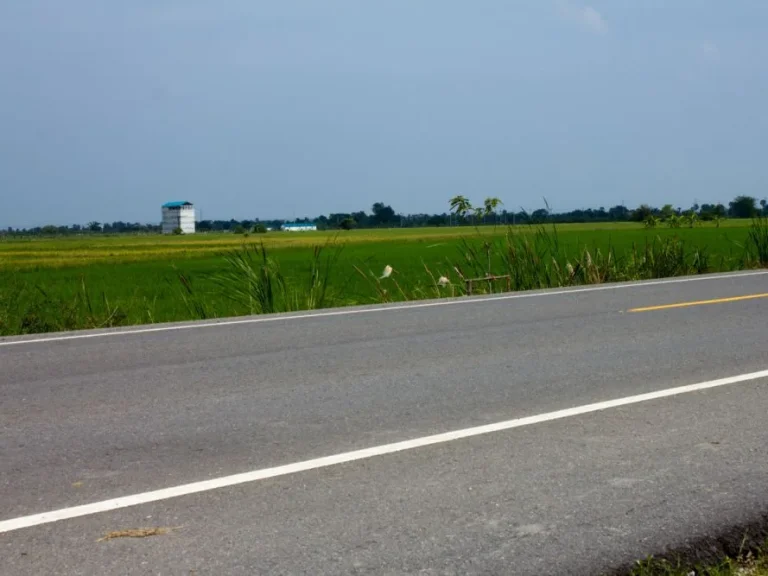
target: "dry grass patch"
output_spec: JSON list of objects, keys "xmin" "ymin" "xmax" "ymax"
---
[{"xmin": 97, "ymin": 526, "xmax": 179, "ymax": 542}]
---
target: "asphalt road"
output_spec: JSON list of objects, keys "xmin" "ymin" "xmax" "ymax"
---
[{"xmin": 2, "ymin": 271, "xmax": 768, "ymax": 575}]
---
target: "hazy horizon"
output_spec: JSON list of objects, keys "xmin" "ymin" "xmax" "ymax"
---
[{"xmin": 2, "ymin": 1, "xmax": 768, "ymax": 228}]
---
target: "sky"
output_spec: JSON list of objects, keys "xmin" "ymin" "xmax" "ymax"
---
[{"xmin": 1, "ymin": 1, "xmax": 767, "ymax": 228}]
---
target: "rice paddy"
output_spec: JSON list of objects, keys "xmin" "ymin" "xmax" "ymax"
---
[{"xmin": 0, "ymin": 220, "xmax": 763, "ymax": 336}]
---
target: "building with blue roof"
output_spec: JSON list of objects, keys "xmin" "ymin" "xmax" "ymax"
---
[
  {"xmin": 161, "ymin": 201, "xmax": 195, "ymax": 234},
  {"xmin": 281, "ymin": 222, "xmax": 317, "ymax": 232}
]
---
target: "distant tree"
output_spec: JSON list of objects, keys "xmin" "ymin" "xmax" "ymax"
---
[
  {"xmin": 531, "ymin": 208, "xmax": 549, "ymax": 223},
  {"xmin": 329, "ymin": 213, "xmax": 351, "ymax": 227},
  {"xmin": 729, "ymin": 195, "xmax": 757, "ymax": 218},
  {"xmin": 41, "ymin": 225, "xmax": 58, "ymax": 235},
  {"xmin": 338, "ymin": 217, "xmax": 356, "ymax": 230},
  {"xmin": 483, "ymin": 197, "xmax": 503, "ymax": 224},
  {"xmin": 632, "ymin": 204, "xmax": 654, "ymax": 222},
  {"xmin": 482, "ymin": 197, "xmax": 501, "ymax": 214},
  {"xmin": 351, "ymin": 211, "xmax": 369, "ymax": 227},
  {"xmin": 660, "ymin": 204, "xmax": 675, "ymax": 221},
  {"xmin": 233, "ymin": 224, "xmax": 246, "ymax": 234},
  {"xmin": 699, "ymin": 204, "xmax": 718, "ymax": 221},
  {"xmin": 427, "ymin": 214, "xmax": 447, "ymax": 227},
  {"xmin": 666, "ymin": 214, "xmax": 681, "ymax": 229},
  {"xmin": 371, "ymin": 202, "xmax": 396, "ymax": 226},
  {"xmin": 87, "ymin": 221, "xmax": 102, "ymax": 232},
  {"xmin": 449, "ymin": 196, "xmax": 473, "ymax": 220},
  {"xmin": 172, "ymin": 227, "xmax": 183, "ymax": 235},
  {"xmin": 608, "ymin": 205, "xmax": 631, "ymax": 221},
  {"xmin": 252, "ymin": 223, "xmax": 268, "ymax": 234},
  {"xmin": 761, "ymin": 199, "xmax": 767, "ymax": 215}
]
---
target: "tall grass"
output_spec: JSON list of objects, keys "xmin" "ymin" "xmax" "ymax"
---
[
  {"xmin": 450, "ymin": 225, "xmax": 715, "ymax": 294},
  {"xmin": 747, "ymin": 215, "xmax": 768, "ymax": 267},
  {"xmin": 629, "ymin": 539, "xmax": 768, "ymax": 576},
  {"xmin": 0, "ymin": 275, "xmax": 128, "ymax": 335},
  {"xmin": 208, "ymin": 241, "xmax": 344, "ymax": 314},
  {"xmin": 352, "ymin": 260, "xmax": 459, "ymax": 302}
]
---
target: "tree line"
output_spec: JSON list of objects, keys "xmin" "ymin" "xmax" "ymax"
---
[{"xmin": 3, "ymin": 195, "xmax": 767, "ymax": 236}]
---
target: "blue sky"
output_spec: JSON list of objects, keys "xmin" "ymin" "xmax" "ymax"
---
[{"xmin": 1, "ymin": 1, "xmax": 767, "ymax": 227}]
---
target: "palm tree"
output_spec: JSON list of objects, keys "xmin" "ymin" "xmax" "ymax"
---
[
  {"xmin": 644, "ymin": 215, "xmax": 658, "ymax": 229},
  {"xmin": 483, "ymin": 197, "xmax": 503, "ymax": 216},
  {"xmin": 449, "ymin": 196, "xmax": 473, "ymax": 224}
]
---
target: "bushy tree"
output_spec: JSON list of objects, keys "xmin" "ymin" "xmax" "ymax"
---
[
  {"xmin": 729, "ymin": 195, "xmax": 757, "ymax": 218},
  {"xmin": 632, "ymin": 204, "xmax": 654, "ymax": 222},
  {"xmin": 339, "ymin": 217, "xmax": 356, "ymax": 230},
  {"xmin": 371, "ymin": 202, "xmax": 396, "ymax": 226},
  {"xmin": 531, "ymin": 208, "xmax": 549, "ymax": 223}
]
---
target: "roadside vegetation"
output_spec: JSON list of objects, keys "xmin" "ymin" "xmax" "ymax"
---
[
  {"xmin": 2, "ymin": 202, "xmax": 768, "ymax": 337},
  {"xmin": 625, "ymin": 540, "xmax": 768, "ymax": 576}
]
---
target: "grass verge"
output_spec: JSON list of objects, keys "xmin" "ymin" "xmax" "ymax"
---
[
  {"xmin": 608, "ymin": 515, "xmax": 768, "ymax": 576},
  {"xmin": 629, "ymin": 545, "xmax": 768, "ymax": 576}
]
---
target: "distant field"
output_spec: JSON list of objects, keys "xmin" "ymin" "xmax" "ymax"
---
[
  {"xmin": 0, "ymin": 221, "xmax": 760, "ymax": 336},
  {"xmin": 0, "ymin": 220, "xmax": 752, "ymax": 268}
]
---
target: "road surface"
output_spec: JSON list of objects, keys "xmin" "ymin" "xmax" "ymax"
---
[{"xmin": 2, "ymin": 271, "xmax": 768, "ymax": 575}]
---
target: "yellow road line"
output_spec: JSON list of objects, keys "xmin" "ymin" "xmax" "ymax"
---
[{"xmin": 629, "ymin": 292, "xmax": 768, "ymax": 313}]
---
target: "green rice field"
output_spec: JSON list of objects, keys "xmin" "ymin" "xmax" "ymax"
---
[{"xmin": 1, "ymin": 220, "xmax": 765, "ymax": 336}]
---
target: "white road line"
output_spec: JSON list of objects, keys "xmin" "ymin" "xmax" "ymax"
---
[
  {"xmin": 1, "ymin": 270, "xmax": 767, "ymax": 348},
  {"xmin": 2, "ymin": 368, "xmax": 767, "ymax": 534}
]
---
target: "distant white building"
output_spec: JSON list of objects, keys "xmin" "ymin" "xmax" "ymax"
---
[
  {"xmin": 281, "ymin": 222, "xmax": 317, "ymax": 232},
  {"xmin": 161, "ymin": 201, "xmax": 196, "ymax": 234}
]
